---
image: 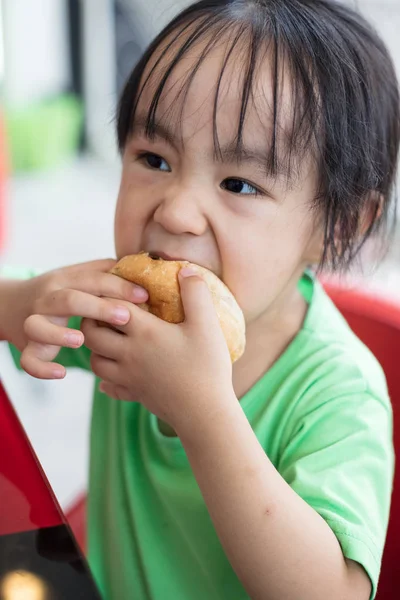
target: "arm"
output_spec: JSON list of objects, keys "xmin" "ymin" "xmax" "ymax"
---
[
  {"xmin": 0, "ymin": 277, "xmax": 30, "ymax": 344},
  {"xmin": 178, "ymin": 396, "xmax": 372, "ymax": 600}
]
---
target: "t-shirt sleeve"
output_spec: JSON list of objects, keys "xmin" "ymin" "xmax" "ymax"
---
[
  {"xmin": 2, "ymin": 266, "xmax": 92, "ymax": 371},
  {"xmin": 278, "ymin": 391, "xmax": 394, "ymax": 599}
]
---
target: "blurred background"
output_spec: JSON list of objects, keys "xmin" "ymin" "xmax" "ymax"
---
[{"xmin": 0, "ymin": 0, "xmax": 399, "ymax": 511}]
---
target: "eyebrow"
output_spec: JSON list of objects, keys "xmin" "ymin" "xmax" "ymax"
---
[
  {"xmin": 130, "ymin": 115, "xmax": 290, "ymax": 178},
  {"xmin": 131, "ymin": 116, "xmax": 181, "ymax": 151}
]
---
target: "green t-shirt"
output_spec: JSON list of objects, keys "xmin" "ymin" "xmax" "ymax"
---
[{"xmin": 8, "ymin": 270, "xmax": 394, "ymax": 600}]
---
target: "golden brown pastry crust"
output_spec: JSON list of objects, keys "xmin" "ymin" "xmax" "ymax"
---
[{"xmin": 111, "ymin": 253, "xmax": 246, "ymax": 363}]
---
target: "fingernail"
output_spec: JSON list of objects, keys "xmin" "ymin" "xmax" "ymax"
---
[
  {"xmin": 112, "ymin": 307, "xmax": 130, "ymax": 324},
  {"xmin": 52, "ymin": 368, "xmax": 65, "ymax": 379},
  {"xmin": 99, "ymin": 381, "xmax": 107, "ymax": 394},
  {"xmin": 66, "ymin": 332, "xmax": 83, "ymax": 347},
  {"xmin": 132, "ymin": 285, "xmax": 148, "ymax": 302},
  {"xmin": 179, "ymin": 267, "xmax": 200, "ymax": 279}
]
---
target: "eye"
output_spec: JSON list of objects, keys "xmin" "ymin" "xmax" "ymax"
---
[
  {"xmin": 221, "ymin": 178, "xmax": 261, "ymax": 196},
  {"xmin": 140, "ymin": 152, "xmax": 171, "ymax": 172}
]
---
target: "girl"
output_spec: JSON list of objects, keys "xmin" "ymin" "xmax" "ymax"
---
[{"xmin": 1, "ymin": 1, "xmax": 399, "ymax": 598}]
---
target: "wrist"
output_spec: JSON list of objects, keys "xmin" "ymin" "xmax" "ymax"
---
[
  {"xmin": 175, "ymin": 386, "xmax": 243, "ymax": 445},
  {"xmin": 0, "ymin": 279, "xmax": 29, "ymax": 345}
]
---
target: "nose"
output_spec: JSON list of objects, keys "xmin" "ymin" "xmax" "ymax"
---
[{"xmin": 153, "ymin": 185, "xmax": 209, "ymax": 236}]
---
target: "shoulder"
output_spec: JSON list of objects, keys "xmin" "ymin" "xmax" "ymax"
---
[
  {"xmin": 277, "ymin": 278, "xmax": 394, "ymax": 489},
  {"xmin": 271, "ymin": 276, "xmax": 392, "ymax": 451},
  {"xmin": 296, "ymin": 275, "xmax": 389, "ymax": 405}
]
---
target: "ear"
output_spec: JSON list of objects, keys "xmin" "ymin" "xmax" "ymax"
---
[
  {"xmin": 358, "ymin": 191, "xmax": 384, "ymax": 236},
  {"xmin": 304, "ymin": 191, "xmax": 384, "ymax": 268},
  {"xmin": 304, "ymin": 212, "xmax": 325, "ymax": 266}
]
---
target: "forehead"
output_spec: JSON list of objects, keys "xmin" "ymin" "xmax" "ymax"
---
[{"xmin": 136, "ymin": 31, "xmax": 294, "ymax": 151}]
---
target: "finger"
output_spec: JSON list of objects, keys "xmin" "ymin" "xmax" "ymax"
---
[
  {"xmin": 63, "ymin": 258, "xmax": 118, "ymax": 274},
  {"xmin": 98, "ymin": 381, "xmax": 134, "ymax": 401},
  {"xmin": 58, "ymin": 266, "xmax": 149, "ymax": 303},
  {"xmin": 101, "ymin": 300, "xmax": 161, "ymax": 334},
  {"xmin": 20, "ymin": 342, "xmax": 66, "ymax": 380},
  {"xmin": 178, "ymin": 268, "xmax": 220, "ymax": 329},
  {"xmin": 36, "ymin": 289, "xmax": 133, "ymax": 326},
  {"xmin": 90, "ymin": 353, "xmax": 120, "ymax": 383},
  {"xmin": 24, "ymin": 315, "xmax": 84, "ymax": 348},
  {"xmin": 81, "ymin": 319, "xmax": 125, "ymax": 360}
]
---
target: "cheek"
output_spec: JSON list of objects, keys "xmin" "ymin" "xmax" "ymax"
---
[
  {"xmin": 220, "ymin": 222, "xmax": 311, "ymax": 321},
  {"xmin": 223, "ymin": 257, "xmax": 274, "ymax": 322},
  {"xmin": 114, "ymin": 200, "xmax": 129, "ymax": 254},
  {"xmin": 114, "ymin": 182, "xmax": 150, "ymax": 257},
  {"xmin": 218, "ymin": 234, "xmax": 268, "ymax": 319}
]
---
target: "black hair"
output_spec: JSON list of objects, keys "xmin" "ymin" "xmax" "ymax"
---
[{"xmin": 117, "ymin": 0, "xmax": 400, "ymax": 271}]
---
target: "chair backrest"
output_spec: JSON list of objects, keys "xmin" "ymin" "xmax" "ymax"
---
[{"xmin": 324, "ymin": 283, "xmax": 400, "ymax": 600}]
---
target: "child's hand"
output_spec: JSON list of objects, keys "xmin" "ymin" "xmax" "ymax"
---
[
  {"xmin": 81, "ymin": 269, "xmax": 234, "ymax": 432},
  {"xmin": 2, "ymin": 259, "xmax": 148, "ymax": 380}
]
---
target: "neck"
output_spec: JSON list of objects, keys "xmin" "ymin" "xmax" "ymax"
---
[{"xmin": 232, "ymin": 272, "xmax": 309, "ymax": 400}]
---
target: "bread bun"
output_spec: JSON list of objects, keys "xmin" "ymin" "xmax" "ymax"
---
[{"xmin": 111, "ymin": 253, "xmax": 245, "ymax": 363}]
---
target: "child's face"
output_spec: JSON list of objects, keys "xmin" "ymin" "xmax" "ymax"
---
[{"xmin": 114, "ymin": 42, "xmax": 323, "ymax": 325}]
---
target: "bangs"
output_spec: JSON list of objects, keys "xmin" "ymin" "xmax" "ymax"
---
[{"xmin": 118, "ymin": 8, "xmax": 321, "ymax": 187}]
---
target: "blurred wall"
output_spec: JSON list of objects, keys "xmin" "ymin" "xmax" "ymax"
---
[
  {"xmin": 2, "ymin": 0, "xmax": 70, "ymax": 107},
  {"xmin": 360, "ymin": 0, "xmax": 400, "ymax": 79},
  {"xmin": 82, "ymin": 0, "xmax": 118, "ymax": 162}
]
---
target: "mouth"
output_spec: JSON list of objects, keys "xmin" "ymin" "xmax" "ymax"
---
[
  {"xmin": 145, "ymin": 250, "xmax": 217, "ymax": 276},
  {"xmin": 148, "ymin": 251, "xmax": 190, "ymax": 262}
]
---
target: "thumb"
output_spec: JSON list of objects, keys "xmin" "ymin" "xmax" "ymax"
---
[{"xmin": 178, "ymin": 267, "xmax": 219, "ymax": 330}]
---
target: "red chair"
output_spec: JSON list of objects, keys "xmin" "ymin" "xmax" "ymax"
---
[
  {"xmin": 323, "ymin": 283, "xmax": 400, "ymax": 599},
  {"xmin": 66, "ymin": 283, "xmax": 400, "ymax": 598}
]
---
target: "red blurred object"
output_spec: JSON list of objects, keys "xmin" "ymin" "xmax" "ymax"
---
[
  {"xmin": 66, "ymin": 283, "xmax": 400, "ymax": 597},
  {"xmin": 0, "ymin": 381, "xmax": 63, "ymax": 536},
  {"xmin": 66, "ymin": 493, "xmax": 87, "ymax": 554},
  {"xmin": 0, "ymin": 380, "xmax": 102, "ymax": 597}
]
